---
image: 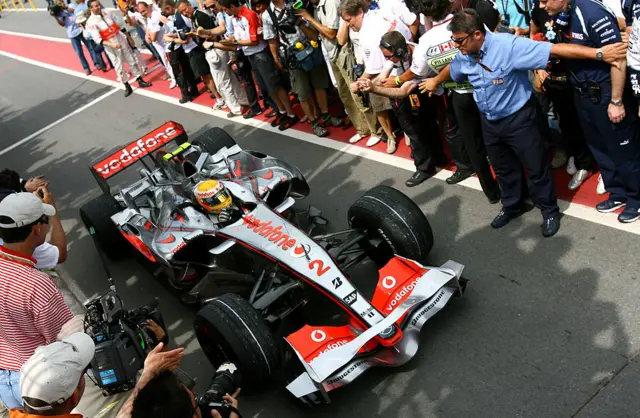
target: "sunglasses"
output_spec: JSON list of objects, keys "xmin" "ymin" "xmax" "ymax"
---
[
  {"xmin": 205, "ymin": 3, "xmax": 216, "ymax": 9},
  {"xmin": 451, "ymin": 33, "xmax": 471, "ymax": 45}
]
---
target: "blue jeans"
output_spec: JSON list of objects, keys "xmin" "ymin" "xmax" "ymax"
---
[
  {"xmin": 70, "ymin": 33, "xmax": 91, "ymax": 71},
  {"xmin": 87, "ymin": 38, "xmax": 108, "ymax": 69},
  {"xmin": 0, "ymin": 369, "xmax": 22, "ymax": 410}
]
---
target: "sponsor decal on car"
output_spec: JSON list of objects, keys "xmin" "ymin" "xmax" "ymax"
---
[
  {"xmin": 93, "ymin": 121, "xmax": 184, "ymax": 179},
  {"xmin": 410, "ymin": 289, "xmax": 446, "ymax": 326},
  {"xmin": 385, "ymin": 278, "xmax": 419, "ymax": 312},
  {"xmin": 242, "ymin": 214, "xmax": 296, "ymax": 251}
]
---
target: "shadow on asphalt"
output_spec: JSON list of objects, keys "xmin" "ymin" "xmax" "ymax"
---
[{"xmin": 2, "ymin": 103, "xmax": 631, "ymax": 417}]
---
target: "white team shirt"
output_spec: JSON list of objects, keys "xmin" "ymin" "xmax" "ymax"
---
[
  {"xmin": 359, "ymin": 9, "xmax": 412, "ymax": 75},
  {"xmin": 410, "ymin": 15, "xmax": 472, "ymax": 94},
  {"xmin": 377, "ymin": 0, "xmax": 417, "ymax": 27}
]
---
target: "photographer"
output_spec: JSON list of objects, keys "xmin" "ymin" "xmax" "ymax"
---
[
  {"xmin": 50, "ymin": 0, "xmax": 105, "ymax": 74},
  {"xmin": 218, "ymin": 0, "xmax": 300, "ymax": 130},
  {"xmin": 256, "ymin": 0, "xmax": 342, "ymax": 137},
  {"xmin": 0, "ymin": 193, "xmax": 73, "ymax": 410}
]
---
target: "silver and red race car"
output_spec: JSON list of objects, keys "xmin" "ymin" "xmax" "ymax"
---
[{"xmin": 80, "ymin": 122, "xmax": 467, "ymax": 405}]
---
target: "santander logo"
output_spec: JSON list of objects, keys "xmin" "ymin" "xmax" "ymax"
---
[{"xmin": 93, "ymin": 122, "xmax": 183, "ymax": 179}]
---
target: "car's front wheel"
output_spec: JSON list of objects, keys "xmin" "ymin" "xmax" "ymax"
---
[
  {"xmin": 347, "ymin": 185, "xmax": 434, "ymax": 265},
  {"xmin": 79, "ymin": 194, "xmax": 127, "ymax": 259}
]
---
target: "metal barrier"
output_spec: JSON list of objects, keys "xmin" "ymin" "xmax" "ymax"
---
[{"xmin": 0, "ymin": 0, "xmax": 38, "ymax": 11}]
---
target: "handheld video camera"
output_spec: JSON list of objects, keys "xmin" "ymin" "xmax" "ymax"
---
[
  {"xmin": 48, "ymin": 1, "xmax": 64, "ymax": 16},
  {"xmin": 196, "ymin": 363, "xmax": 242, "ymax": 418},
  {"xmin": 84, "ymin": 290, "xmax": 166, "ymax": 395}
]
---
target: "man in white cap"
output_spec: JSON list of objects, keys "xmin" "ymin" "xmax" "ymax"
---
[
  {"xmin": 86, "ymin": 0, "xmax": 153, "ymax": 97},
  {"xmin": 9, "ymin": 333, "xmax": 95, "ymax": 417},
  {"xmin": 0, "ymin": 193, "xmax": 74, "ymax": 411}
]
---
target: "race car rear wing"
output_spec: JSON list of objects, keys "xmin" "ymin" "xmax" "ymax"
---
[{"xmin": 89, "ymin": 121, "xmax": 188, "ymax": 194}]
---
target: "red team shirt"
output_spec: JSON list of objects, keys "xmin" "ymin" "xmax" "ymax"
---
[
  {"xmin": 0, "ymin": 246, "xmax": 73, "ymax": 371},
  {"xmin": 232, "ymin": 6, "xmax": 267, "ymax": 56}
]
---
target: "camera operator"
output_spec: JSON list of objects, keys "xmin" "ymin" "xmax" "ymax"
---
[
  {"xmin": 86, "ymin": 0, "xmax": 153, "ymax": 97},
  {"xmin": 192, "ymin": 0, "xmax": 252, "ymax": 117},
  {"xmin": 253, "ymin": 0, "xmax": 340, "ymax": 137},
  {"xmin": 219, "ymin": 0, "xmax": 300, "ymax": 130},
  {"xmin": 50, "ymin": 0, "xmax": 105, "ymax": 75},
  {"xmin": 0, "ymin": 171, "xmax": 67, "ymax": 271},
  {"xmin": 0, "ymin": 193, "xmax": 74, "ymax": 410},
  {"xmin": 174, "ymin": 0, "xmax": 227, "ymax": 108}
]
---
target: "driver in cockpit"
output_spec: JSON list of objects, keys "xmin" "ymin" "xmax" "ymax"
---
[{"xmin": 193, "ymin": 180, "xmax": 238, "ymax": 224}]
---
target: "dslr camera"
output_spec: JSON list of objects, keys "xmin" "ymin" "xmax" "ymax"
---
[{"xmin": 196, "ymin": 363, "xmax": 242, "ymax": 418}]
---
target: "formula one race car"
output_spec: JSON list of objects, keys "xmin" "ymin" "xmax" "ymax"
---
[{"xmin": 80, "ymin": 121, "xmax": 467, "ymax": 405}]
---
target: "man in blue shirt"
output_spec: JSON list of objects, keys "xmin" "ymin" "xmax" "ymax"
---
[
  {"xmin": 541, "ymin": 0, "xmax": 640, "ymax": 224},
  {"xmin": 425, "ymin": 9, "xmax": 626, "ymax": 236},
  {"xmin": 51, "ymin": 0, "xmax": 104, "ymax": 74}
]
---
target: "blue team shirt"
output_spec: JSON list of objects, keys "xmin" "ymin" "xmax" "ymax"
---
[
  {"xmin": 59, "ymin": 5, "xmax": 83, "ymax": 39},
  {"xmin": 449, "ymin": 31, "xmax": 552, "ymax": 120},
  {"xmin": 564, "ymin": 0, "xmax": 621, "ymax": 85}
]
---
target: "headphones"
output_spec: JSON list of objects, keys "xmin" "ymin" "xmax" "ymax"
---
[{"xmin": 379, "ymin": 38, "xmax": 408, "ymax": 60}]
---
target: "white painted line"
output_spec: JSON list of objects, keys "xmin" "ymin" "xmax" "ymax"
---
[
  {"xmin": 0, "ymin": 29, "xmax": 153, "ymax": 54},
  {"xmin": 0, "ymin": 87, "xmax": 119, "ymax": 157},
  {"xmin": 1, "ymin": 48, "xmax": 639, "ymax": 236}
]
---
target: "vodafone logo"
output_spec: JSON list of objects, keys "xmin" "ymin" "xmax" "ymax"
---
[
  {"xmin": 382, "ymin": 276, "xmax": 397, "ymax": 289},
  {"xmin": 289, "ymin": 243, "xmax": 310, "ymax": 258},
  {"xmin": 93, "ymin": 122, "xmax": 183, "ymax": 179},
  {"xmin": 310, "ymin": 330, "xmax": 326, "ymax": 342}
]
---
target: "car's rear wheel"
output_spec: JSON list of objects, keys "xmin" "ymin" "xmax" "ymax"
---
[
  {"xmin": 347, "ymin": 185, "xmax": 434, "ymax": 265},
  {"xmin": 192, "ymin": 127, "xmax": 236, "ymax": 155},
  {"xmin": 194, "ymin": 293, "xmax": 280, "ymax": 390},
  {"xmin": 79, "ymin": 194, "xmax": 127, "ymax": 259}
]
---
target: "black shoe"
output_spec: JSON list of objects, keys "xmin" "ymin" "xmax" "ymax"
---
[
  {"xmin": 243, "ymin": 107, "xmax": 263, "ymax": 119},
  {"xmin": 487, "ymin": 193, "xmax": 501, "ymax": 204},
  {"xmin": 446, "ymin": 170, "xmax": 475, "ymax": 185},
  {"xmin": 137, "ymin": 77, "xmax": 152, "ymax": 88},
  {"xmin": 179, "ymin": 96, "xmax": 192, "ymax": 104},
  {"xmin": 405, "ymin": 170, "xmax": 433, "ymax": 187},
  {"xmin": 279, "ymin": 114, "xmax": 300, "ymax": 131},
  {"xmin": 541, "ymin": 216, "xmax": 560, "ymax": 237},
  {"xmin": 124, "ymin": 82, "xmax": 133, "ymax": 97},
  {"xmin": 312, "ymin": 120, "xmax": 329, "ymax": 137},
  {"xmin": 491, "ymin": 209, "xmax": 523, "ymax": 229},
  {"xmin": 271, "ymin": 113, "xmax": 284, "ymax": 127}
]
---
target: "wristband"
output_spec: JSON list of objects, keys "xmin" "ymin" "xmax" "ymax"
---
[{"xmin": 395, "ymin": 76, "xmax": 402, "ymax": 86}]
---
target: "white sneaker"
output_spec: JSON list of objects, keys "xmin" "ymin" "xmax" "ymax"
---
[
  {"xmin": 169, "ymin": 79, "xmax": 177, "ymax": 89},
  {"xmin": 566, "ymin": 156, "xmax": 577, "ymax": 176},
  {"xmin": 386, "ymin": 138, "xmax": 397, "ymax": 154},
  {"xmin": 596, "ymin": 174, "xmax": 606, "ymax": 195},
  {"xmin": 213, "ymin": 100, "xmax": 226, "ymax": 110},
  {"xmin": 404, "ymin": 135, "xmax": 410, "ymax": 146},
  {"xmin": 349, "ymin": 133, "xmax": 364, "ymax": 144},
  {"xmin": 366, "ymin": 135, "xmax": 381, "ymax": 147}
]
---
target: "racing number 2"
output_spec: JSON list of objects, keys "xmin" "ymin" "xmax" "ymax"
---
[{"xmin": 309, "ymin": 259, "xmax": 331, "ymax": 277}]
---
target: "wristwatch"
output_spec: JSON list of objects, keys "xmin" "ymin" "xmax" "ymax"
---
[
  {"xmin": 233, "ymin": 40, "xmax": 239, "ymax": 46},
  {"xmin": 610, "ymin": 99, "xmax": 624, "ymax": 106},
  {"xmin": 596, "ymin": 48, "xmax": 604, "ymax": 61}
]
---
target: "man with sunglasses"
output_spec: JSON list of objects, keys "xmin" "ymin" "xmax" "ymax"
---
[
  {"xmin": 0, "ymin": 193, "xmax": 74, "ymax": 410},
  {"xmin": 421, "ymin": 9, "xmax": 627, "ymax": 236}
]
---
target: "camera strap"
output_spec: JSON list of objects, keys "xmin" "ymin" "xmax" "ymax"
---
[{"xmin": 267, "ymin": 5, "xmax": 292, "ymax": 48}]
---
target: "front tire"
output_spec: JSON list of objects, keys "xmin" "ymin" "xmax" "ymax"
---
[
  {"xmin": 192, "ymin": 127, "xmax": 236, "ymax": 155},
  {"xmin": 194, "ymin": 294, "xmax": 280, "ymax": 390},
  {"xmin": 79, "ymin": 194, "xmax": 127, "ymax": 259},
  {"xmin": 347, "ymin": 185, "xmax": 434, "ymax": 264}
]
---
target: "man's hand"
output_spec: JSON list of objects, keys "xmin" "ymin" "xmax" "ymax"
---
[
  {"xmin": 257, "ymin": 26, "xmax": 263, "ymax": 36},
  {"xmin": 601, "ymin": 43, "xmax": 628, "ymax": 67},
  {"xmin": 203, "ymin": 41, "xmax": 214, "ymax": 49},
  {"xmin": 510, "ymin": 26, "xmax": 527, "ymax": 36},
  {"xmin": 24, "ymin": 176, "xmax": 48, "ymax": 192},
  {"xmin": 418, "ymin": 77, "xmax": 439, "ymax": 95},
  {"xmin": 357, "ymin": 78, "xmax": 373, "ymax": 93},
  {"xmin": 35, "ymin": 186, "xmax": 56, "ymax": 208},
  {"xmin": 211, "ymin": 389, "xmax": 241, "ymax": 418},
  {"xmin": 608, "ymin": 103, "xmax": 626, "ymax": 123},
  {"xmin": 621, "ymin": 31, "xmax": 630, "ymax": 44},
  {"xmin": 381, "ymin": 77, "xmax": 398, "ymax": 88},
  {"xmin": 145, "ymin": 319, "xmax": 167, "ymax": 344},
  {"xmin": 196, "ymin": 26, "xmax": 210, "ymax": 38},
  {"xmin": 274, "ymin": 59, "xmax": 286, "ymax": 72},
  {"xmin": 294, "ymin": 8, "xmax": 311, "ymax": 19},
  {"xmin": 141, "ymin": 343, "xmax": 185, "ymax": 378},
  {"xmin": 107, "ymin": 41, "xmax": 121, "ymax": 49}
]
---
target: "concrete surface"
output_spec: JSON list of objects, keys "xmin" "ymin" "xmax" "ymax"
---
[{"xmin": 2, "ymin": 15, "xmax": 640, "ymax": 418}]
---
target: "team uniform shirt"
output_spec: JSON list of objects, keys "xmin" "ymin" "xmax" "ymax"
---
[
  {"xmin": 0, "ymin": 246, "xmax": 73, "ymax": 372},
  {"xmin": 231, "ymin": 6, "xmax": 267, "ymax": 55},
  {"xmin": 377, "ymin": 0, "xmax": 417, "ymax": 28},
  {"xmin": 562, "ymin": 0, "xmax": 621, "ymax": 85},
  {"xmin": 314, "ymin": 0, "xmax": 340, "ymax": 60},
  {"xmin": 262, "ymin": 3, "xmax": 308, "ymax": 45},
  {"xmin": 411, "ymin": 15, "xmax": 473, "ymax": 94},
  {"xmin": 449, "ymin": 30, "xmax": 552, "ymax": 120},
  {"xmin": 359, "ymin": 9, "xmax": 412, "ymax": 75},
  {"xmin": 624, "ymin": 0, "xmax": 640, "ymax": 71}
]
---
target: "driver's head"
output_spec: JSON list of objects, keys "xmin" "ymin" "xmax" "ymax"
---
[
  {"xmin": 194, "ymin": 180, "xmax": 233, "ymax": 213},
  {"xmin": 20, "ymin": 333, "xmax": 95, "ymax": 416}
]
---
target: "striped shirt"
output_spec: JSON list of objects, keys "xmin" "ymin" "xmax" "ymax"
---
[{"xmin": 0, "ymin": 246, "xmax": 73, "ymax": 372}]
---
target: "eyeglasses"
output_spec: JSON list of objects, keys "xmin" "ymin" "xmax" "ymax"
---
[{"xmin": 451, "ymin": 33, "xmax": 471, "ymax": 45}]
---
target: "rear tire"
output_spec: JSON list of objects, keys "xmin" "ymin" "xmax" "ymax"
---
[
  {"xmin": 79, "ymin": 194, "xmax": 127, "ymax": 259},
  {"xmin": 347, "ymin": 185, "xmax": 434, "ymax": 264},
  {"xmin": 192, "ymin": 127, "xmax": 236, "ymax": 155},
  {"xmin": 194, "ymin": 294, "xmax": 280, "ymax": 390}
]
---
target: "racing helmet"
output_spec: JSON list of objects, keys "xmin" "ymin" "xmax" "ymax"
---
[{"xmin": 194, "ymin": 180, "xmax": 233, "ymax": 213}]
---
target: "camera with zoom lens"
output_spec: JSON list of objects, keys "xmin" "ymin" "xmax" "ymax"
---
[
  {"xmin": 84, "ymin": 290, "xmax": 166, "ymax": 395},
  {"xmin": 353, "ymin": 64, "xmax": 370, "ymax": 107},
  {"xmin": 196, "ymin": 363, "xmax": 242, "ymax": 418}
]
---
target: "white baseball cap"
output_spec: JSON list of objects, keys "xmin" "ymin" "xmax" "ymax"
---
[
  {"xmin": 0, "ymin": 192, "xmax": 55, "ymax": 228},
  {"xmin": 20, "ymin": 333, "xmax": 96, "ymax": 412}
]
